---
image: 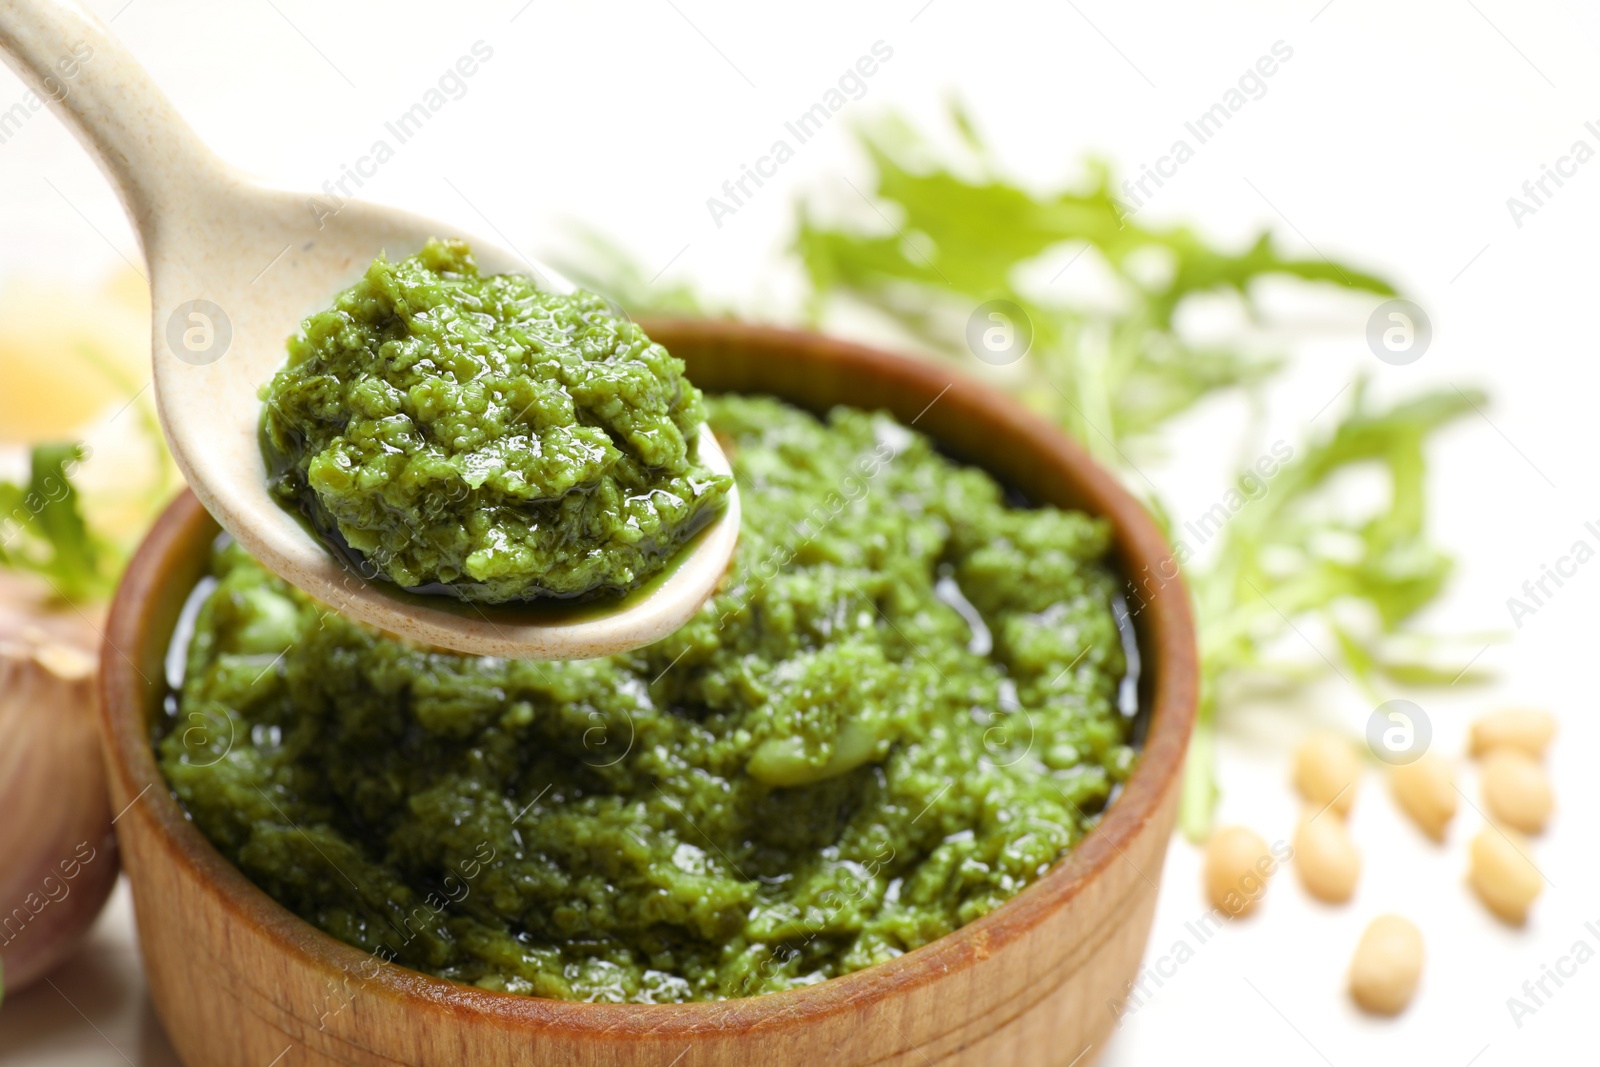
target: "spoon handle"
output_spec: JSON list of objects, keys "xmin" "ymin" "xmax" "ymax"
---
[{"xmin": 0, "ymin": 0, "xmax": 225, "ymax": 251}]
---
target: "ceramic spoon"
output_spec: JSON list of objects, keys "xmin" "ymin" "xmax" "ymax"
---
[{"xmin": 0, "ymin": 0, "xmax": 740, "ymax": 659}]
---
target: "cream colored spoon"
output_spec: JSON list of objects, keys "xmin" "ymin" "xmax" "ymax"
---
[{"xmin": 0, "ymin": 0, "xmax": 739, "ymax": 659}]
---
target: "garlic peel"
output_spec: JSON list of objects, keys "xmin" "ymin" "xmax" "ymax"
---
[{"xmin": 0, "ymin": 590, "xmax": 119, "ymax": 996}]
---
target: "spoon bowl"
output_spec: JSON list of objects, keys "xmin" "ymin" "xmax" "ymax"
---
[{"xmin": 0, "ymin": 0, "xmax": 740, "ymax": 658}]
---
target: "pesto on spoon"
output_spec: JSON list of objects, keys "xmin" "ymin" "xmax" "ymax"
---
[{"xmin": 260, "ymin": 239, "xmax": 732, "ymax": 605}]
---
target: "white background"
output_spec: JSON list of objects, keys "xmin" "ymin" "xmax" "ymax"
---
[{"xmin": 0, "ymin": 1, "xmax": 1596, "ymax": 1064}]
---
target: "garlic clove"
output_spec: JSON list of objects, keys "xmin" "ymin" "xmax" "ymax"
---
[{"xmin": 0, "ymin": 592, "xmax": 120, "ymax": 995}]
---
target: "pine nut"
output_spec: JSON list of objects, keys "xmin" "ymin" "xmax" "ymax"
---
[
  {"xmin": 1293, "ymin": 731, "xmax": 1361, "ymax": 816},
  {"xmin": 1293, "ymin": 811, "xmax": 1360, "ymax": 903},
  {"xmin": 1349, "ymin": 915, "xmax": 1424, "ymax": 1015},
  {"xmin": 1389, "ymin": 753, "xmax": 1457, "ymax": 841},
  {"xmin": 1469, "ymin": 708, "xmax": 1556, "ymax": 760},
  {"xmin": 1204, "ymin": 826, "xmax": 1277, "ymax": 918},
  {"xmin": 1480, "ymin": 749, "xmax": 1553, "ymax": 835},
  {"xmin": 1468, "ymin": 826, "xmax": 1543, "ymax": 925}
]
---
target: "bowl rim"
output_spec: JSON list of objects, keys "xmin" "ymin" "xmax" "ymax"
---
[{"xmin": 99, "ymin": 318, "xmax": 1198, "ymax": 1037}]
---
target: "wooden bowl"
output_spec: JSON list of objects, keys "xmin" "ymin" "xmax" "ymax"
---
[{"xmin": 98, "ymin": 320, "xmax": 1198, "ymax": 1067}]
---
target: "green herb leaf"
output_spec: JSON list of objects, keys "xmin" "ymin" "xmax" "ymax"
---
[
  {"xmin": 565, "ymin": 106, "xmax": 1486, "ymax": 841},
  {"xmin": 791, "ymin": 111, "xmax": 1394, "ymax": 468},
  {"xmin": 0, "ymin": 442, "xmax": 112, "ymax": 602}
]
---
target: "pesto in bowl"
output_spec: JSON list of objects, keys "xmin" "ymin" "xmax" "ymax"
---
[
  {"xmin": 258, "ymin": 239, "xmax": 731, "ymax": 603},
  {"xmin": 163, "ymin": 394, "xmax": 1136, "ymax": 1003}
]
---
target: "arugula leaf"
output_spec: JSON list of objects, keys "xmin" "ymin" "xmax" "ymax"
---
[
  {"xmin": 1180, "ymin": 380, "xmax": 1480, "ymax": 837},
  {"xmin": 562, "ymin": 105, "xmax": 1486, "ymax": 840},
  {"xmin": 0, "ymin": 443, "xmax": 113, "ymax": 603},
  {"xmin": 792, "ymin": 113, "xmax": 1394, "ymax": 467}
]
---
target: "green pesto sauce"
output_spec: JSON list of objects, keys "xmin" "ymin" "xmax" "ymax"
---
[
  {"xmin": 163, "ymin": 395, "xmax": 1136, "ymax": 1003},
  {"xmin": 259, "ymin": 239, "xmax": 731, "ymax": 602}
]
